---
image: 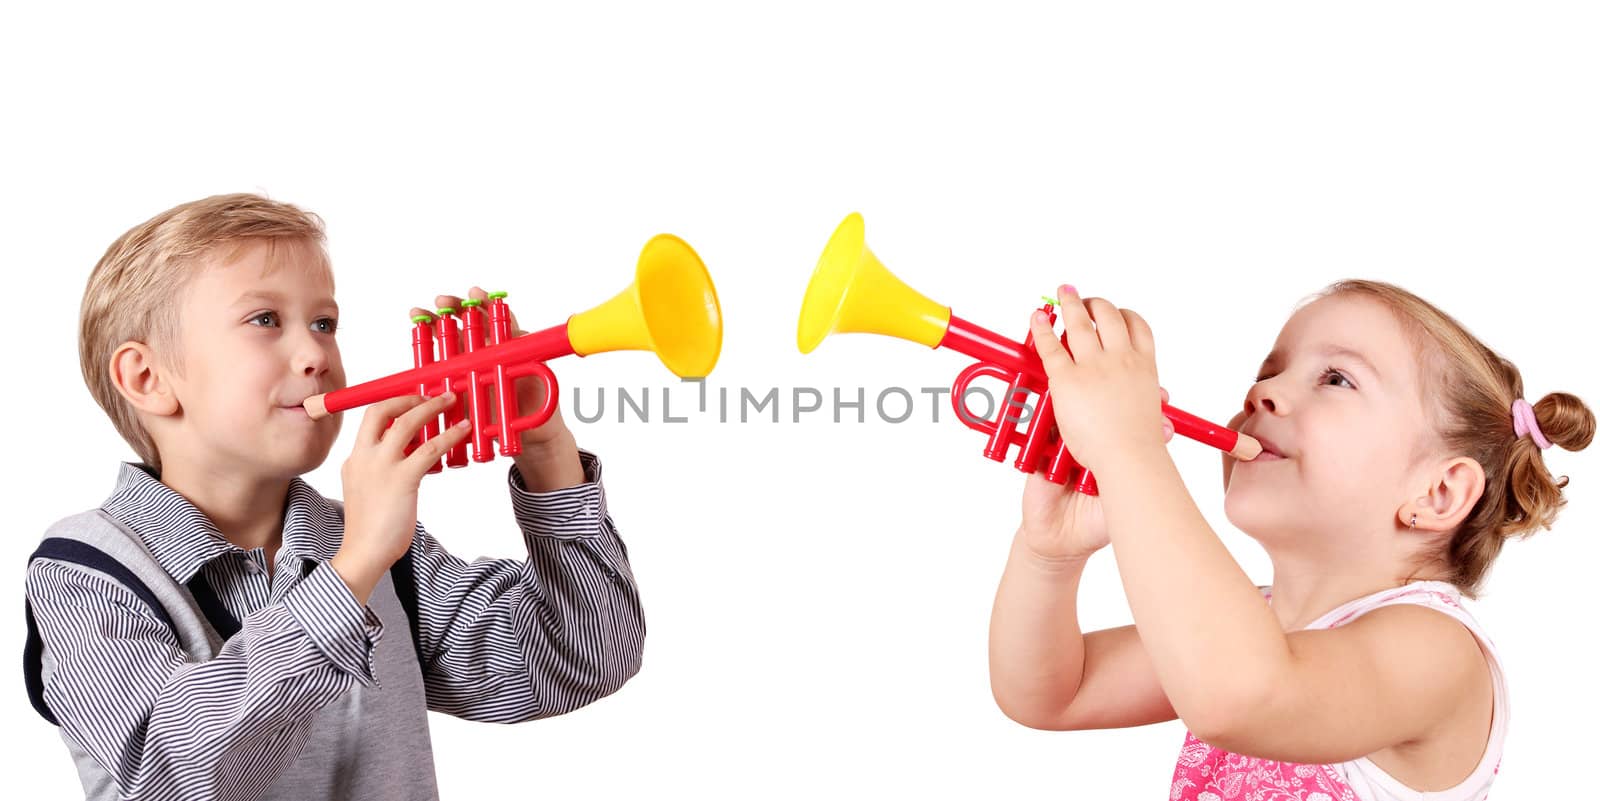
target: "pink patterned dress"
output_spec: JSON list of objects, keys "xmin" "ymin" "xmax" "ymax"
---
[{"xmin": 1168, "ymin": 581, "xmax": 1508, "ymax": 801}]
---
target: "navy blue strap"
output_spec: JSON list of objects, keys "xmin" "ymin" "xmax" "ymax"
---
[
  {"xmin": 24, "ymin": 537, "xmax": 176, "ymax": 726},
  {"xmin": 26, "ymin": 541, "xmax": 426, "ymax": 727},
  {"xmin": 390, "ymin": 549, "xmax": 425, "ymax": 670},
  {"xmin": 185, "ymin": 572, "xmax": 240, "ymax": 641}
]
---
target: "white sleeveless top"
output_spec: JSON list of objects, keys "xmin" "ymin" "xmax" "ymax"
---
[{"xmin": 1169, "ymin": 581, "xmax": 1508, "ymax": 801}]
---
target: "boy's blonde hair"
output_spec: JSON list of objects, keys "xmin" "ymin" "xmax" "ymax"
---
[
  {"xmin": 1314, "ymin": 280, "xmax": 1594, "ymax": 597},
  {"xmin": 80, "ymin": 193, "xmax": 330, "ymax": 473}
]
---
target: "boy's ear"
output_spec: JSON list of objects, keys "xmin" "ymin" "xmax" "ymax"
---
[
  {"xmin": 1403, "ymin": 456, "xmax": 1487, "ymax": 535},
  {"xmin": 109, "ymin": 340, "xmax": 179, "ymax": 417}
]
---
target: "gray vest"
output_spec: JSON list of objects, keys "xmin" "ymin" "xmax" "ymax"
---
[{"xmin": 26, "ymin": 510, "xmax": 442, "ymax": 801}]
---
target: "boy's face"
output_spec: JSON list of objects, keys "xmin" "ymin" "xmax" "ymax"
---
[{"xmin": 158, "ymin": 238, "xmax": 345, "ymax": 479}]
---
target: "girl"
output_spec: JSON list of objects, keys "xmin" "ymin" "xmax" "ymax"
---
[{"xmin": 989, "ymin": 280, "xmax": 1592, "ymax": 799}]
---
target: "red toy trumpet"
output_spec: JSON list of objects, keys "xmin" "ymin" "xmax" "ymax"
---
[
  {"xmin": 303, "ymin": 234, "xmax": 723, "ymax": 473},
  {"xmin": 796, "ymin": 213, "xmax": 1260, "ymax": 495}
]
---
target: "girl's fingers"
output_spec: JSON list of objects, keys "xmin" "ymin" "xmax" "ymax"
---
[
  {"xmin": 1122, "ymin": 308, "xmax": 1156, "ymax": 357},
  {"xmin": 1028, "ymin": 309, "xmax": 1075, "ymax": 376},
  {"xmin": 1085, "ymin": 297, "xmax": 1130, "ymax": 351},
  {"xmin": 1053, "ymin": 285, "xmax": 1099, "ymax": 360}
]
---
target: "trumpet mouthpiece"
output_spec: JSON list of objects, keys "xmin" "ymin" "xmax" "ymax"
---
[
  {"xmin": 303, "ymin": 394, "xmax": 330, "ymax": 420},
  {"xmin": 1231, "ymin": 433, "xmax": 1263, "ymax": 461}
]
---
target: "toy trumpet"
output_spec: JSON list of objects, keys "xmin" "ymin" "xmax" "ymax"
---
[
  {"xmin": 796, "ymin": 213, "xmax": 1260, "ymax": 495},
  {"xmin": 303, "ymin": 234, "xmax": 723, "ymax": 473}
]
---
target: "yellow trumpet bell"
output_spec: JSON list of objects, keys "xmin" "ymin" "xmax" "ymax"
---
[
  {"xmin": 796, "ymin": 212, "xmax": 952, "ymax": 353},
  {"xmin": 567, "ymin": 234, "xmax": 723, "ymax": 378}
]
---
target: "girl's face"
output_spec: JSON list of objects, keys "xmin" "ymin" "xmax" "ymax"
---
[{"xmin": 1224, "ymin": 294, "xmax": 1438, "ymax": 556}]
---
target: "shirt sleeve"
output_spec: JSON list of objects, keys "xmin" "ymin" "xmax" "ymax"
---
[
  {"xmin": 405, "ymin": 448, "xmax": 645, "ymax": 723},
  {"xmin": 25, "ymin": 557, "xmax": 383, "ymax": 801}
]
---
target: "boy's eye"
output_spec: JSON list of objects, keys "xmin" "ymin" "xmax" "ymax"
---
[{"xmin": 248, "ymin": 312, "xmax": 338, "ymax": 335}]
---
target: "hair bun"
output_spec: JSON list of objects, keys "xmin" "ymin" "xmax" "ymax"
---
[{"xmin": 1532, "ymin": 392, "xmax": 1596, "ymax": 452}]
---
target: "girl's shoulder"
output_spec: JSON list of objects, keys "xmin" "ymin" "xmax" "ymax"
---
[{"xmin": 1260, "ymin": 580, "xmax": 1481, "ymax": 634}]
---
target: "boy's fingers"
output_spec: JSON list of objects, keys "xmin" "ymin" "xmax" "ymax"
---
[
  {"xmin": 1053, "ymin": 285, "xmax": 1099, "ymax": 361},
  {"xmin": 1085, "ymin": 298, "xmax": 1129, "ymax": 351},
  {"xmin": 405, "ymin": 418, "xmax": 472, "ymax": 477},
  {"xmin": 435, "ymin": 293, "xmax": 462, "ymax": 310},
  {"xmin": 357, "ymin": 395, "xmax": 427, "ymax": 446},
  {"xmin": 380, "ymin": 393, "xmax": 458, "ymax": 453}
]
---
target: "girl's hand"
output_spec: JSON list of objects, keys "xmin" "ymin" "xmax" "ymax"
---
[
  {"xmin": 1020, "ymin": 387, "xmax": 1174, "ymax": 562},
  {"xmin": 1027, "ymin": 285, "xmax": 1168, "ymax": 476},
  {"xmin": 409, "ymin": 286, "xmax": 573, "ymax": 450}
]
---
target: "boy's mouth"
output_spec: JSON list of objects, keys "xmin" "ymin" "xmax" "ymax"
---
[{"xmin": 279, "ymin": 404, "xmax": 312, "ymax": 417}]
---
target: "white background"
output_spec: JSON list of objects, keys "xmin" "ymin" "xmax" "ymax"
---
[{"xmin": 4, "ymin": 1, "xmax": 1597, "ymax": 797}]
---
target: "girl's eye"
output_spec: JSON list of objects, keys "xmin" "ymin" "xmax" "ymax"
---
[
  {"xmin": 1252, "ymin": 369, "xmax": 1354, "ymax": 389},
  {"xmin": 1320, "ymin": 367, "xmax": 1353, "ymax": 388},
  {"xmin": 249, "ymin": 311, "xmax": 279, "ymax": 328},
  {"xmin": 314, "ymin": 317, "xmax": 338, "ymax": 334}
]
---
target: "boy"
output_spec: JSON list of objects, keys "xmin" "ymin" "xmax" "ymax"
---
[{"xmin": 23, "ymin": 194, "xmax": 644, "ymax": 800}]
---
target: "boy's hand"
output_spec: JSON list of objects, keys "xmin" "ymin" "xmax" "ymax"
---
[
  {"xmin": 1019, "ymin": 387, "xmax": 1174, "ymax": 563},
  {"xmin": 1027, "ymin": 285, "xmax": 1168, "ymax": 476},
  {"xmin": 409, "ymin": 286, "xmax": 574, "ymax": 451},
  {"xmin": 332, "ymin": 393, "xmax": 471, "ymax": 604}
]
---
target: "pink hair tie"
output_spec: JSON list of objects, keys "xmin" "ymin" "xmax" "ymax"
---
[{"xmin": 1512, "ymin": 398, "xmax": 1553, "ymax": 450}]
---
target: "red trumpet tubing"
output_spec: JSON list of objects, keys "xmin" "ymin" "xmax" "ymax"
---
[
  {"xmin": 951, "ymin": 304, "xmax": 1097, "ymax": 493},
  {"xmin": 319, "ymin": 293, "xmax": 565, "ymax": 475},
  {"xmin": 945, "ymin": 303, "xmax": 1248, "ymax": 495}
]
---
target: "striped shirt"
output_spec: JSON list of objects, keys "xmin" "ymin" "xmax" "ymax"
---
[{"xmin": 25, "ymin": 451, "xmax": 643, "ymax": 800}]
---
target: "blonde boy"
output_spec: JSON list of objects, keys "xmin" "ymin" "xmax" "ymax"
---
[{"xmin": 24, "ymin": 194, "xmax": 643, "ymax": 800}]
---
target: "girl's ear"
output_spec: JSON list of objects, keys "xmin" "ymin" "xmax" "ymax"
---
[
  {"xmin": 1403, "ymin": 456, "xmax": 1486, "ymax": 534},
  {"xmin": 110, "ymin": 340, "xmax": 180, "ymax": 417}
]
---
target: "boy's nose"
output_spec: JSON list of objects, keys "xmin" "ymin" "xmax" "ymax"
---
[{"xmin": 291, "ymin": 335, "xmax": 334, "ymax": 378}]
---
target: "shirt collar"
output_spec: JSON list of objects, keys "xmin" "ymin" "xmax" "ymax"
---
[{"xmin": 100, "ymin": 462, "xmax": 346, "ymax": 583}]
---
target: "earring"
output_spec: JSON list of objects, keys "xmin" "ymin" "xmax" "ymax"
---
[{"xmin": 1409, "ymin": 513, "xmax": 1417, "ymax": 530}]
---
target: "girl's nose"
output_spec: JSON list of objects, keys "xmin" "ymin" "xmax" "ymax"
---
[{"xmin": 1245, "ymin": 380, "xmax": 1283, "ymax": 416}]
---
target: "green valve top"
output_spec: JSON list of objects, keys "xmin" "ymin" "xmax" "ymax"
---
[
  {"xmin": 1040, "ymin": 295, "xmax": 1058, "ymax": 307},
  {"xmin": 461, "ymin": 298, "xmax": 483, "ymax": 308},
  {"xmin": 435, "ymin": 306, "xmax": 457, "ymax": 316},
  {"xmin": 488, "ymin": 291, "xmax": 508, "ymax": 300},
  {"xmin": 411, "ymin": 313, "xmax": 435, "ymax": 324}
]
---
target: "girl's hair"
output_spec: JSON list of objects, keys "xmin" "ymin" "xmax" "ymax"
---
[
  {"xmin": 79, "ymin": 193, "xmax": 329, "ymax": 473},
  {"xmin": 1312, "ymin": 280, "xmax": 1593, "ymax": 597}
]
